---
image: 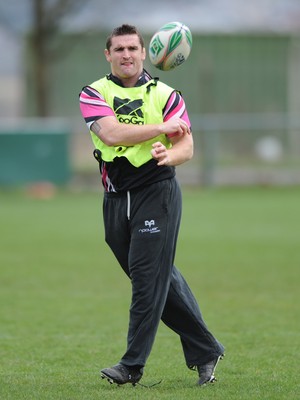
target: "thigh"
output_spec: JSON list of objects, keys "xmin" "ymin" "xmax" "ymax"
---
[
  {"xmin": 128, "ymin": 179, "xmax": 182, "ymax": 283},
  {"xmin": 103, "ymin": 194, "xmax": 130, "ymax": 277}
]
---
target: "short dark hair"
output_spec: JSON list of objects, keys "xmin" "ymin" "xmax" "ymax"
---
[{"xmin": 106, "ymin": 24, "xmax": 145, "ymax": 50}]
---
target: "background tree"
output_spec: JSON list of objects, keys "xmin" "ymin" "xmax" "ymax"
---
[{"xmin": 30, "ymin": 0, "xmax": 85, "ymax": 116}]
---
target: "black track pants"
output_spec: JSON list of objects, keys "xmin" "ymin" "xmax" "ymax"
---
[{"xmin": 103, "ymin": 177, "xmax": 224, "ymax": 367}]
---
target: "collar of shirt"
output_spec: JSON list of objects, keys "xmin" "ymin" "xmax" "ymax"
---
[{"xmin": 106, "ymin": 69, "xmax": 153, "ymax": 87}]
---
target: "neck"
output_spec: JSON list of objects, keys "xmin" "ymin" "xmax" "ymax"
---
[
  {"xmin": 108, "ymin": 69, "xmax": 153, "ymax": 88},
  {"xmin": 112, "ymin": 68, "xmax": 145, "ymax": 87},
  {"xmin": 120, "ymin": 76, "xmax": 139, "ymax": 88}
]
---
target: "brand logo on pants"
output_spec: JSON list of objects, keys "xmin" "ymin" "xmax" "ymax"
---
[
  {"xmin": 145, "ymin": 220, "xmax": 155, "ymax": 228},
  {"xmin": 139, "ymin": 220, "xmax": 160, "ymax": 234}
]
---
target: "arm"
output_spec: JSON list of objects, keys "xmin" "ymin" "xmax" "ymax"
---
[
  {"xmin": 151, "ymin": 130, "xmax": 194, "ymax": 166},
  {"xmin": 91, "ymin": 116, "xmax": 189, "ymax": 147},
  {"xmin": 80, "ymin": 85, "xmax": 190, "ymax": 147},
  {"xmin": 151, "ymin": 90, "xmax": 193, "ymax": 166},
  {"xmin": 79, "ymin": 86, "xmax": 188, "ymax": 146}
]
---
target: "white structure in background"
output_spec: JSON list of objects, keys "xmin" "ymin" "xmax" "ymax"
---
[{"xmin": 255, "ymin": 136, "xmax": 283, "ymax": 162}]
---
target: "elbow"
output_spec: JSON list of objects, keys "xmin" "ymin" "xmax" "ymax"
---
[
  {"xmin": 185, "ymin": 151, "xmax": 193, "ymax": 164},
  {"xmin": 97, "ymin": 129, "xmax": 119, "ymax": 147},
  {"xmin": 91, "ymin": 120, "xmax": 120, "ymax": 146},
  {"xmin": 183, "ymin": 135, "xmax": 194, "ymax": 161},
  {"xmin": 187, "ymin": 143, "xmax": 194, "ymax": 161},
  {"xmin": 102, "ymin": 136, "xmax": 117, "ymax": 147},
  {"xmin": 190, "ymin": 146, "xmax": 194, "ymax": 160}
]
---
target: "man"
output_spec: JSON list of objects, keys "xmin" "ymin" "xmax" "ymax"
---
[{"xmin": 79, "ymin": 24, "xmax": 224, "ymax": 387}]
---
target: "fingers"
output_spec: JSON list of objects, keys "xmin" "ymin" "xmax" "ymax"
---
[
  {"xmin": 152, "ymin": 141, "xmax": 165, "ymax": 154},
  {"xmin": 151, "ymin": 142, "xmax": 170, "ymax": 166},
  {"xmin": 163, "ymin": 117, "xmax": 191, "ymax": 136},
  {"xmin": 180, "ymin": 119, "xmax": 192, "ymax": 136}
]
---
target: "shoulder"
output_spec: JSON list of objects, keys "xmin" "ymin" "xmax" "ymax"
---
[
  {"xmin": 147, "ymin": 80, "xmax": 175, "ymax": 106},
  {"xmin": 80, "ymin": 76, "xmax": 113, "ymax": 103},
  {"xmin": 156, "ymin": 80, "xmax": 174, "ymax": 92},
  {"xmin": 88, "ymin": 76, "xmax": 110, "ymax": 92},
  {"xmin": 155, "ymin": 81, "xmax": 184, "ymax": 103}
]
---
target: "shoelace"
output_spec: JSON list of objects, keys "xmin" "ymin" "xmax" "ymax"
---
[{"xmin": 137, "ymin": 379, "xmax": 162, "ymax": 388}]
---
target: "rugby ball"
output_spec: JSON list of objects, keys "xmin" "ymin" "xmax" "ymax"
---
[{"xmin": 149, "ymin": 22, "xmax": 192, "ymax": 71}]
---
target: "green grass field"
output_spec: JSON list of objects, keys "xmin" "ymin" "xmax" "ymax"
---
[{"xmin": 1, "ymin": 186, "xmax": 299, "ymax": 400}]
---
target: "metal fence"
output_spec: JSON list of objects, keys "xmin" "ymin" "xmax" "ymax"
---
[{"xmin": 191, "ymin": 112, "xmax": 300, "ymax": 186}]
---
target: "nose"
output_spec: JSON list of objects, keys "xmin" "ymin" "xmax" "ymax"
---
[{"xmin": 122, "ymin": 49, "xmax": 130, "ymax": 59}]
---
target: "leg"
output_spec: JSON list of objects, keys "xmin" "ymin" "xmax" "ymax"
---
[
  {"xmin": 103, "ymin": 192, "xmax": 131, "ymax": 278},
  {"xmin": 161, "ymin": 266, "xmax": 224, "ymax": 366},
  {"xmin": 120, "ymin": 178, "xmax": 182, "ymax": 367}
]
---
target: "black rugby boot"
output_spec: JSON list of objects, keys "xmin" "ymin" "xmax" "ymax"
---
[{"xmin": 100, "ymin": 363, "xmax": 143, "ymax": 386}]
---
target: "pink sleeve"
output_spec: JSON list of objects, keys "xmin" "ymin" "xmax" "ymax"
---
[
  {"xmin": 163, "ymin": 91, "xmax": 191, "ymax": 138},
  {"xmin": 79, "ymin": 86, "xmax": 115, "ymax": 128}
]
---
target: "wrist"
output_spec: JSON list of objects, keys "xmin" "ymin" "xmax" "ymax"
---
[{"xmin": 157, "ymin": 123, "xmax": 164, "ymax": 135}]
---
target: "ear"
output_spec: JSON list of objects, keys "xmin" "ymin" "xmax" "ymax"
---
[
  {"xmin": 141, "ymin": 47, "xmax": 146, "ymax": 61},
  {"xmin": 104, "ymin": 49, "xmax": 111, "ymax": 62}
]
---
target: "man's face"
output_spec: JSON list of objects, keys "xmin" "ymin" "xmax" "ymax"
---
[{"xmin": 105, "ymin": 34, "xmax": 146, "ymax": 85}]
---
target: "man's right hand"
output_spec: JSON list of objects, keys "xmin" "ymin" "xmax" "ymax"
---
[{"xmin": 161, "ymin": 117, "xmax": 191, "ymax": 138}]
